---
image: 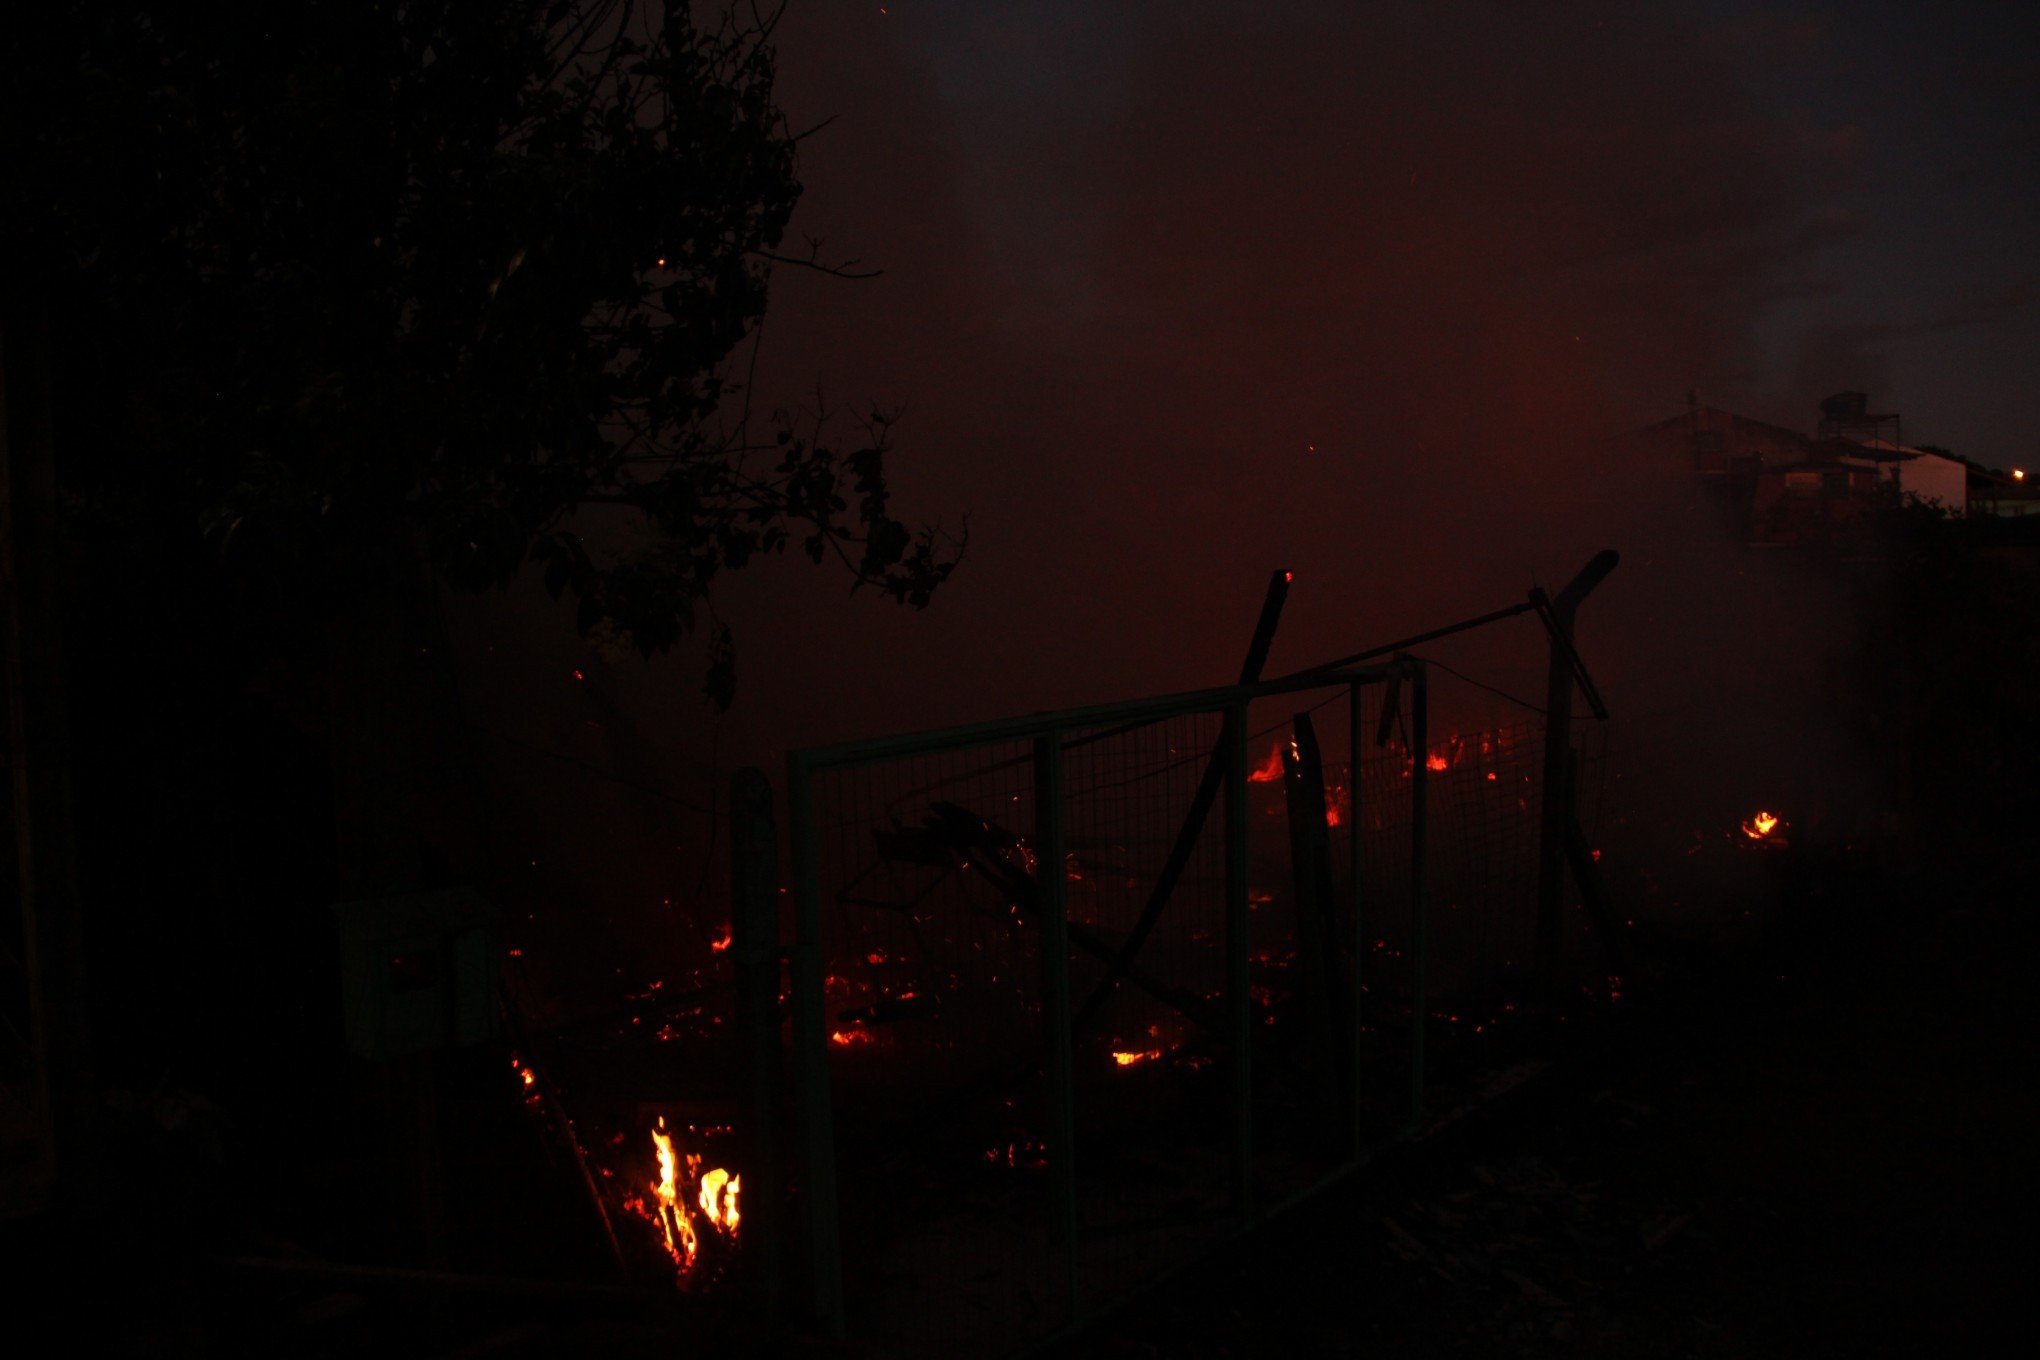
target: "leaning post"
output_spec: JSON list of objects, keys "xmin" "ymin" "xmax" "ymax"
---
[{"xmin": 1533, "ymin": 550, "xmax": 1619, "ymax": 1026}]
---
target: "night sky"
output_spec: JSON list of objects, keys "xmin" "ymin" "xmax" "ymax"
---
[{"xmin": 448, "ymin": 0, "xmax": 2036, "ymax": 922}]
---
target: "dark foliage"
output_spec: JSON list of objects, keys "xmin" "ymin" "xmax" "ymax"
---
[
  {"xmin": 1861, "ymin": 508, "xmax": 2040, "ymax": 845},
  {"xmin": 5, "ymin": 0, "xmax": 959, "ymax": 703}
]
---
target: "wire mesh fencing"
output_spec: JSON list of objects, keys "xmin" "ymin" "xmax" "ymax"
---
[
  {"xmin": 775, "ymin": 658, "xmax": 1621, "ymax": 1351},
  {"xmin": 493, "ymin": 654, "xmax": 1613, "ymax": 1348}
]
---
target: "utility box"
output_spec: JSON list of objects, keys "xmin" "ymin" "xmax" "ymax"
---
[{"xmin": 334, "ymin": 889, "xmax": 500, "ymax": 1060}]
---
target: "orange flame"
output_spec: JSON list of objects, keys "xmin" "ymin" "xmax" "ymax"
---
[
  {"xmin": 1248, "ymin": 743, "xmax": 1285, "ymax": 783},
  {"xmin": 649, "ymin": 1118, "xmax": 699, "ymax": 1269},
  {"xmin": 709, "ymin": 927, "xmax": 732, "ymax": 953},
  {"xmin": 698, "ymin": 1167, "xmax": 740, "ymax": 1231},
  {"xmin": 1425, "ymin": 753, "xmax": 1450, "ymax": 772},
  {"xmin": 1741, "ymin": 810, "xmax": 1780, "ymax": 839},
  {"xmin": 628, "ymin": 1117, "xmax": 741, "ymax": 1278},
  {"xmin": 1112, "ymin": 1048, "xmax": 1166, "ymax": 1067}
]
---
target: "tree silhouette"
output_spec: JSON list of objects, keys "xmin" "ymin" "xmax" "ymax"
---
[
  {"xmin": 0, "ymin": 3, "xmax": 964, "ymax": 1195},
  {"xmin": 7, "ymin": 0, "xmax": 958, "ymax": 704}
]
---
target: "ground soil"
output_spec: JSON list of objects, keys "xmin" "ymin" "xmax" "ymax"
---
[
  {"xmin": 8, "ymin": 845, "xmax": 2033, "ymax": 1357},
  {"xmin": 1048, "ymin": 850, "xmax": 2039, "ymax": 1359}
]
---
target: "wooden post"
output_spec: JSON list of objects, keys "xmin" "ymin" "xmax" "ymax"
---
[
  {"xmin": 730, "ymin": 767, "xmax": 785, "ymax": 1311},
  {"xmin": 784, "ymin": 755, "xmax": 843, "ymax": 1336},
  {"xmin": 1533, "ymin": 551, "xmax": 1619, "ymax": 1021},
  {"xmin": 1033, "ymin": 733, "xmax": 1079, "ymax": 1324},
  {"xmin": 0, "ymin": 285, "xmax": 88, "ymax": 1213},
  {"xmin": 1534, "ymin": 596, "xmax": 1575, "ymax": 1020},
  {"xmin": 1561, "ymin": 747, "xmax": 1626, "ymax": 964},
  {"xmin": 1279, "ymin": 714, "xmax": 1339, "ymax": 1076},
  {"xmin": 1408, "ymin": 661, "xmax": 1429, "ymax": 1127},
  {"xmin": 1347, "ymin": 681, "xmax": 1366, "ymax": 1158},
  {"xmin": 1072, "ymin": 569, "xmax": 1290, "ymax": 1033},
  {"xmin": 1223, "ymin": 701, "xmax": 1253, "ymax": 1219}
]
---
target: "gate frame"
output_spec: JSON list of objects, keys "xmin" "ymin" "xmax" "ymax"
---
[{"xmin": 780, "ymin": 657, "xmax": 1427, "ymax": 1336}]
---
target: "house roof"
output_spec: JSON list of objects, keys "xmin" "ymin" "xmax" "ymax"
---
[
  {"xmin": 1837, "ymin": 436, "xmax": 1941, "ymax": 457},
  {"xmin": 1813, "ymin": 436, "xmax": 1910, "ymax": 464},
  {"xmin": 1639, "ymin": 406, "xmax": 1813, "ymax": 448}
]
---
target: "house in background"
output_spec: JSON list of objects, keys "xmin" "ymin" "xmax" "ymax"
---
[
  {"xmin": 1646, "ymin": 391, "xmax": 2030, "ymax": 544},
  {"xmin": 1960, "ymin": 459, "xmax": 2040, "ymax": 518},
  {"xmin": 1746, "ymin": 457, "xmax": 1879, "ymax": 546},
  {"xmin": 1826, "ymin": 438, "xmax": 1968, "ymax": 516},
  {"xmin": 1640, "ymin": 398, "xmax": 1813, "ymax": 480}
]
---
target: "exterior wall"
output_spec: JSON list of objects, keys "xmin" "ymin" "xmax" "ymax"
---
[
  {"xmin": 1896, "ymin": 453, "xmax": 1967, "ymax": 517},
  {"xmin": 1969, "ymin": 469, "xmax": 2040, "ymax": 516},
  {"xmin": 1750, "ymin": 463, "xmax": 1888, "ymax": 543}
]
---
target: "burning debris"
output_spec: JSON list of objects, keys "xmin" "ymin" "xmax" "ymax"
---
[
  {"xmin": 984, "ymin": 1133, "xmax": 1048, "ymax": 1171},
  {"xmin": 1250, "ymin": 743, "xmax": 1287, "ymax": 783},
  {"xmin": 619, "ymin": 1116, "xmax": 741, "ymax": 1281},
  {"xmin": 1108, "ymin": 1023, "xmax": 1186, "ymax": 1069},
  {"xmin": 1741, "ymin": 810, "xmax": 1781, "ymax": 840}
]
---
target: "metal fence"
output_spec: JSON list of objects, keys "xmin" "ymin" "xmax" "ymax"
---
[
  {"xmin": 490, "ymin": 558, "xmax": 1620, "ymax": 1351},
  {"xmin": 773, "ymin": 660, "xmax": 1434, "ymax": 1350}
]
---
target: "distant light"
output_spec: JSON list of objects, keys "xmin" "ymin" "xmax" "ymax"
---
[
  {"xmin": 572, "ymin": 669, "xmax": 585, "ymax": 681},
  {"xmin": 2016, "ymin": 468, "xmax": 2027, "ymax": 481},
  {"xmin": 1283, "ymin": 570, "xmax": 1294, "ymax": 583},
  {"xmin": 1306, "ymin": 444, "xmax": 1316, "ymax": 452},
  {"xmin": 655, "ymin": 257, "xmax": 667, "ymax": 268}
]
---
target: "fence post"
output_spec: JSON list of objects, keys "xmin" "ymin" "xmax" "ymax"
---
[
  {"xmin": 1534, "ymin": 550, "xmax": 1619, "ymax": 1022},
  {"xmin": 1534, "ymin": 603, "xmax": 1576, "ymax": 1021},
  {"xmin": 1223, "ymin": 700, "xmax": 1254, "ymax": 1218},
  {"xmin": 1033, "ymin": 732, "xmax": 1079, "ymax": 1324},
  {"xmin": 1347, "ymin": 681, "xmax": 1366, "ymax": 1159},
  {"xmin": 785, "ymin": 754, "xmax": 844, "ymax": 1336},
  {"xmin": 1280, "ymin": 715, "xmax": 1337, "ymax": 1065},
  {"xmin": 2, "ymin": 283, "xmax": 86, "ymax": 1215},
  {"xmin": 730, "ymin": 767, "xmax": 785, "ymax": 1312},
  {"xmin": 1407, "ymin": 660, "xmax": 1430, "ymax": 1128}
]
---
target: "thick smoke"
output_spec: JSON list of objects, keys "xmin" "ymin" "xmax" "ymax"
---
[{"xmin": 452, "ymin": 2, "xmax": 1897, "ymax": 956}]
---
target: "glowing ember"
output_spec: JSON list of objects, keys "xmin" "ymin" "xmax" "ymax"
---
[
  {"xmin": 709, "ymin": 927, "xmax": 732, "ymax": 952},
  {"xmin": 830, "ymin": 1029, "xmax": 873, "ymax": 1047},
  {"xmin": 1111, "ymin": 1048, "xmax": 1166, "ymax": 1067},
  {"xmin": 510, "ymin": 1055, "xmax": 543, "ymax": 1111},
  {"xmin": 1425, "ymin": 753, "xmax": 1450, "ymax": 772},
  {"xmin": 984, "ymin": 1137, "xmax": 1048, "ymax": 1170},
  {"xmin": 1742, "ymin": 810, "xmax": 1780, "ymax": 839},
  {"xmin": 1248, "ymin": 743, "xmax": 1285, "ymax": 783}
]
